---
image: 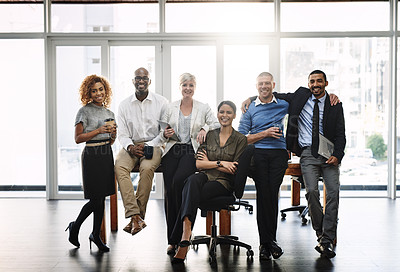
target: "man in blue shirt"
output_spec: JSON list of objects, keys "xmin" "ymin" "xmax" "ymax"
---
[{"xmin": 238, "ymin": 72, "xmax": 289, "ymax": 260}]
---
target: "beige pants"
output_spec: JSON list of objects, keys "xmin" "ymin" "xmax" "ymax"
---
[{"xmin": 115, "ymin": 146, "xmax": 162, "ymax": 219}]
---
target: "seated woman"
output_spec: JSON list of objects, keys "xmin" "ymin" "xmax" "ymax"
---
[
  {"xmin": 160, "ymin": 73, "xmax": 219, "ymax": 255},
  {"xmin": 170, "ymin": 101, "xmax": 248, "ymax": 264}
]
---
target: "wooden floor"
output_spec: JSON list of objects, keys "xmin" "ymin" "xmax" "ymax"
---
[{"xmin": 1, "ymin": 196, "xmax": 399, "ymax": 272}]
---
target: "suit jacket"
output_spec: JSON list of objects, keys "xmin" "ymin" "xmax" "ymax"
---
[
  {"xmin": 275, "ymin": 87, "xmax": 346, "ymax": 162},
  {"xmin": 160, "ymin": 99, "xmax": 220, "ymax": 156}
]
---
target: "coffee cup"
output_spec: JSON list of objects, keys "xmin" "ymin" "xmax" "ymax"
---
[{"xmin": 104, "ymin": 118, "xmax": 115, "ymax": 127}]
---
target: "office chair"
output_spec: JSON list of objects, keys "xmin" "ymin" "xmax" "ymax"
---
[
  {"xmin": 192, "ymin": 145, "xmax": 255, "ymax": 264},
  {"xmin": 280, "ymin": 175, "xmax": 309, "ymax": 224}
]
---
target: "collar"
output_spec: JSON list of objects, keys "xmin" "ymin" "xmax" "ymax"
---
[
  {"xmin": 312, "ymin": 92, "xmax": 327, "ymax": 104},
  {"xmin": 130, "ymin": 91, "xmax": 153, "ymax": 103},
  {"xmin": 255, "ymin": 95, "xmax": 278, "ymax": 106}
]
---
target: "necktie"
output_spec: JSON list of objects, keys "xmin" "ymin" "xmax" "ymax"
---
[{"xmin": 311, "ymin": 99, "xmax": 320, "ymax": 158}]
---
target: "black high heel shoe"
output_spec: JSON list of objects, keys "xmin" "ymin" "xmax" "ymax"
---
[
  {"xmin": 171, "ymin": 246, "xmax": 189, "ymax": 264},
  {"xmin": 65, "ymin": 221, "xmax": 80, "ymax": 248},
  {"xmin": 89, "ymin": 233, "xmax": 110, "ymax": 252}
]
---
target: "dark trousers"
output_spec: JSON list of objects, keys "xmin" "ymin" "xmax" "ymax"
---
[
  {"xmin": 253, "ymin": 148, "xmax": 288, "ymax": 245},
  {"xmin": 169, "ymin": 172, "xmax": 231, "ymax": 244},
  {"xmin": 162, "ymin": 144, "xmax": 196, "ymax": 245}
]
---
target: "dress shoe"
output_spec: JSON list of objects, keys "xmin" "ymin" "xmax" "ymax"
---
[
  {"xmin": 123, "ymin": 216, "xmax": 147, "ymax": 236},
  {"xmin": 89, "ymin": 233, "xmax": 110, "ymax": 252},
  {"xmin": 315, "ymin": 242, "xmax": 336, "ymax": 258},
  {"xmin": 123, "ymin": 221, "xmax": 133, "ymax": 234},
  {"xmin": 131, "ymin": 216, "xmax": 146, "ymax": 236},
  {"xmin": 65, "ymin": 221, "xmax": 80, "ymax": 248},
  {"xmin": 259, "ymin": 245, "xmax": 272, "ymax": 261},
  {"xmin": 269, "ymin": 240, "xmax": 284, "ymax": 259}
]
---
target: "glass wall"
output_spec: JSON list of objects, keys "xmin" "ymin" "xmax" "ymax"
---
[
  {"xmin": 281, "ymin": 0, "xmax": 389, "ymax": 32},
  {"xmin": 1, "ymin": 0, "xmax": 399, "ymax": 198},
  {"xmin": 170, "ymin": 45, "xmax": 217, "ymax": 111},
  {"xmin": 52, "ymin": 3, "xmax": 159, "ymax": 33},
  {"xmin": 281, "ymin": 38, "xmax": 390, "ymax": 195},
  {"xmin": 0, "ymin": 39, "xmax": 45, "ymax": 194},
  {"xmin": 165, "ymin": 2, "xmax": 274, "ymax": 33},
  {"xmin": 0, "ymin": 3, "xmax": 43, "ymax": 32},
  {"xmin": 223, "ymin": 44, "xmax": 270, "ymax": 129},
  {"xmin": 56, "ymin": 46, "xmax": 102, "ymax": 193}
]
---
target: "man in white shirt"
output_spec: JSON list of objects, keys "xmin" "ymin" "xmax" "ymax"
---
[{"xmin": 115, "ymin": 67, "xmax": 168, "ymax": 236}]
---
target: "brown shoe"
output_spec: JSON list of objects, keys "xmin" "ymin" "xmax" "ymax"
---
[
  {"xmin": 123, "ymin": 217, "xmax": 135, "ymax": 234},
  {"xmin": 131, "ymin": 215, "xmax": 146, "ymax": 236}
]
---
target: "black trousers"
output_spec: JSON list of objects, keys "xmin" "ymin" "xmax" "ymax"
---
[
  {"xmin": 162, "ymin": 144, "xmax": 196, "ymax": 245},
  {"xmin": 169, "ymin": 172, "xmax": 231, "ymax": 244},
  {"xmin": 253, "ymin": 148, "xmax": 288, "ymax": 245}
]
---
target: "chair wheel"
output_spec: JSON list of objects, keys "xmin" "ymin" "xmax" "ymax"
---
[
  {"xmin": 281, "ymin": 212, "xmax": 286, "ymax": 218},
  {"xmin": 249, "ymin": 207, "xmax": 253, "ymax": 214},
  {"xmin": 302, "ymin": 217, "xmax": 308, "ymax": 224},
  {"xmin": 247, "ymin": 249, "xmax": 254, "ymax": 257}
]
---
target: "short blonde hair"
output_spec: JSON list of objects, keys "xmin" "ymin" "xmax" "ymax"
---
[{"xmin": 179, "ymin": 73, "xmax": 196, "ymax": 86}]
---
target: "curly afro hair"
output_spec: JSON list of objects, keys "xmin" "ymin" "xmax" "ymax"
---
[{"xmin": 79, "ymin": 74, "xmax": 113, "ymax": 108}]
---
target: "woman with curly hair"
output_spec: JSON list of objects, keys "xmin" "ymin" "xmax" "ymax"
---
[{"xmin": 65, "ymin": 75, "xmax": 117, "ymax": 252}]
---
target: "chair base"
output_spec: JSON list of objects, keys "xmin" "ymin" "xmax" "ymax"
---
[
  {"xmin": 280, "ymin": 205, "xmax": 309, "ymax": 224},
  {"xmin": 192, "ymin": 234, "xmax": 254, "ymax": 264},
  {"xmin": 192, "ymin": 211, "xmax": 254, "ymax": 264}
]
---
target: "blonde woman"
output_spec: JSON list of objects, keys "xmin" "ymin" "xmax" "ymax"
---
[{"xmin": 160, "ymin": 73, "xmax": 220, "ymax": 255}]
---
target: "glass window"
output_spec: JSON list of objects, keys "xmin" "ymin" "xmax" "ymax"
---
[
  {"xmin": 281, "ymin": 38, "xmax": 390, "ymax": 196},
  {"xmin": 56, "ymin": 46, "xmax": 102, "ymax": 193},
  {"xmin": 223, "ymin": 44, "xmax": 270, "ymax": 194},
  {"xmin": 170, "ymin": 45, "xmax": 217, "ymax": 111},
  {"xmin": 281, "ymin": 0, "xmax": 389, "ymax": 32},
  {"xmin": 223, "ymin": 44, "xmax": 270, "ymax": 130},
  {"xmin": 52, "ymin": 3, "xmax": 159, "ymax": 33},
  {"xmin": 0, "ymin": 4, "xmax": 43, "ymax": 32},
  {"xmin": 166, "ymin": 2, "xmax": 274, "ymax": 33},
  {"xmin": 397, "ymin": 39, "xmax": 400, "ymax": 194},
  {"xmin": 0, "ymin": 40, "xmax": 45, "ymax": 192}
]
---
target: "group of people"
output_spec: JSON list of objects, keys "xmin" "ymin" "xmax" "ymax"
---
[{"xmin": 65, "ymin": 67, "xmax": 346, "ymax": 262}]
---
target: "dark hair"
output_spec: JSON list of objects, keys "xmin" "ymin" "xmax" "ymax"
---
[
  {"xmin": 218, "ymin": 100, "xmax": 236, "ymax": 114},
  {"xmin": 309, "ymin": 70, "xmax": 327, "ymax": 81}
]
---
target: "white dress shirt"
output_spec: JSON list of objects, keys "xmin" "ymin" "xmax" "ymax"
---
[{"xmin": 117, "ymin": 91, "xmax": 169, "ymax": 150}]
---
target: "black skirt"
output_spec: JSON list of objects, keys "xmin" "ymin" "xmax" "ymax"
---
[{"xmin": 81, "ymin": 144, "xmax": 115, "ymax": 199}]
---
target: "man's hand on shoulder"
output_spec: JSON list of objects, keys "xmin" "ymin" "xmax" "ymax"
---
[
  {"xmin": 329, "ymin": 94, "xmax": 340, "ymax": 106},
  {"xmin": 241, "ymin": 98, "xmax": 252, "ymax": 113}
]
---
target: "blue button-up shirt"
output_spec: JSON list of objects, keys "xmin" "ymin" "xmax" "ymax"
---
[{"xmin": 298, "ymin": 93, "xmax": 326, "ymax": 148}]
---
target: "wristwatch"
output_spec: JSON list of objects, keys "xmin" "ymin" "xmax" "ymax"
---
[{"xmin": 217, "ymin": 160, "xmax": 222, "ymax": 167}]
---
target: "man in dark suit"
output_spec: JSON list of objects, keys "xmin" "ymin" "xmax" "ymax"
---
[{"xmin": 275, "ymin": 70, "xmax": 346, "ymax": 258}]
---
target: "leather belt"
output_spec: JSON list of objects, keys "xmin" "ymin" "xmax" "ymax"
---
[{"xmin": 86, "ymin": 141, "xmax": 110, "ymax": 147}]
